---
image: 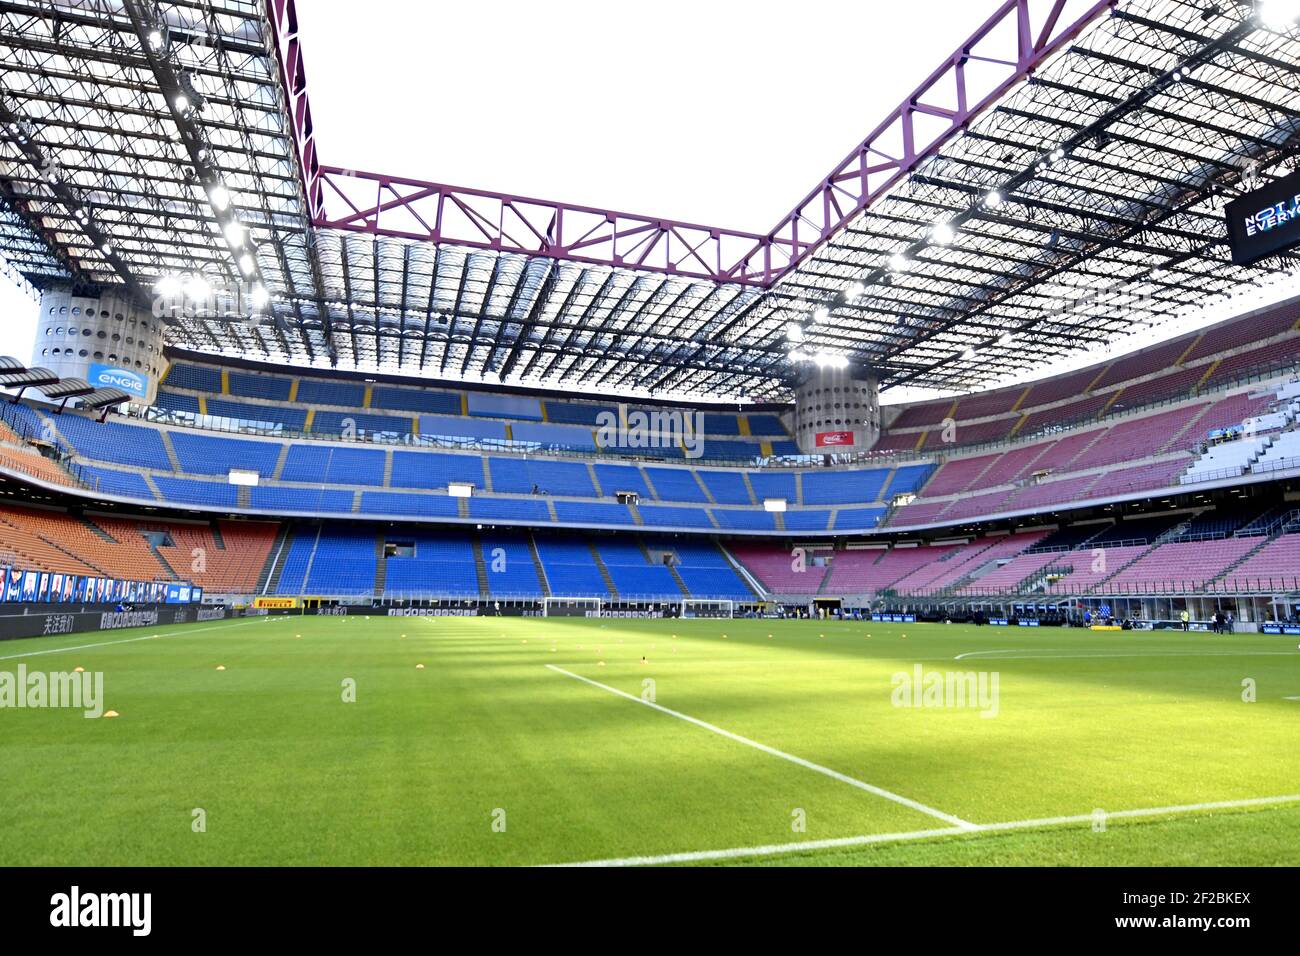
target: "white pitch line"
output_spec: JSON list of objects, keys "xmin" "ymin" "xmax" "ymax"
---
[
  {"xmin": 0, "ymin": 617, "xmax": 269, "ymax": 662},
  {"xmin": 954, "ymin": 648, "xmax": 1297, "ymax": 662},
  {"xmin": 545, "ymin": 663, "xmax": 975, "ymax": 831},
  {"xmin": 546, "ymin": 792, "xmax": 1300, "ymax": 867}
]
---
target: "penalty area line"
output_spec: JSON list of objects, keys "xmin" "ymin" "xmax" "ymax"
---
[
  {"xmin": 544, "ymin": 663, "xmax": 975, "ymax": 831},
  {"xmin": 545, "ymin": 793, "xmax": 1300, "ymax": 867}
]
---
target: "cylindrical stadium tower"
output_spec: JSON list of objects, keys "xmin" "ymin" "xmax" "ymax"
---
[
  {"xmin": 30, "ymin": 283, "xmax": 164, "ymax": 405},
  {"xmin": 792, "ymin": 363, "xmax": 881, "ymax": 454}
]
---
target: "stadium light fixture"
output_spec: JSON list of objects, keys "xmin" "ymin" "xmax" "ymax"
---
[
  {"xmin": 931, "ymin": 221, "xmax": 956, "ymax": 246},
  {"xmin": 223, "ymin": 220, "xmax": 245, "ymax": 247},
  {"xmin": 250, "ymin": 285, "xmax": 270, "ymax": 308},
  {"xmin": 984, "ymin": 190, "xmax": 1004, "ymax": 208},
  {"xmin": 1258, "ymin": 0, "xmax": 1300, "ymax": 29},
  {"xmin": 786, "ymin": 322, "xmax": 805, "ymax": 343},
  {"xmin": 156, "ymin": 275, "xmax": 182, "ymax": 298},
  {"xmin": 996, "ymin": 332, "xmax": 1016, "ymax": 346},
  {"xmin": 173, "ymin": 94, "xmax": 190, "ymax": 113},
  {"xmin": 185, "ymin": 275, "xmax": 211, "ymax": 300},
  {"xmin": 845, "ymin": 281, "xmax": 865, "ymax": 300},
  {"xmin": 960, "ymin": 346, "xmax": 977, "ymax": 360},
  {"xmin": 208, "ymin": 183, "xmax": 231, "ymax": 212},
  {"xmin": 889, "ymin": 253, "xmax": 910, "ymax": 272},
  {"xmin": 239, "ymin": 253, "xmax": 256, "ymax": 276},
  {"xmin": 787, "ymin": 349, "xmax": 808, "ymax": 363},
  {"xmin": 812, "ymin": 305, "xmax": 830, "ymax": 324}
]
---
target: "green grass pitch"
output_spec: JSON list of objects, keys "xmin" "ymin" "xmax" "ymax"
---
[{"xmin": 2, "ymin": 614, "xmax": 1298, "ymax": 866}]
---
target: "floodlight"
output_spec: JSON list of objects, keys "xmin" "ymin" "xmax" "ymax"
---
[
  {"xmin": 985, "ymin": 190, "xmax": 1004, "ymax": 208},
  {"xmin": 208, "ymin": 184, "xmax": 231, "ymax": 212},
  {"xmin": 931, "ymin": 221, "xmax": 956, "ymax": 245}
]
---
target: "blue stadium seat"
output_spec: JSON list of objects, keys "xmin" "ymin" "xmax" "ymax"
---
[
  {"xmin": 748, "ymin": 471, "xmax": 796, "ymax": 503},
  {"xmin": 510, "ymin": 421, "xmax": 597, "ymax": 450},
  {"xmin": 313, "ymin": 410, "xmax": 412, "ymax": 437},
  {"xmin": 644, "ymin": 467, "xmax": 707, "ymax": 502},
  {"xmin": 153, "ymin": 476, "xmax": 239, "ymax": 507},
  {"xmin": 698, "ymin": 470, "xmax": 752, "ymax": 504},
  {"xmin": 834, "ymin": 507, "xmax": 887, "ymax": 530},
  {"xmin": 250, "ymin": 486, "xmax": 355, "ymax": 513},
  {"xmin": 481, "ymin": 534, "xmax": 541, "ymax": 596},
  {"xmin": 390, "ymin": 451, "xmax": 484, "ymax": 490},
  {"xmin": 488, "ymin": 458, "xmax": 595, "ymax": 496},
  {"xmin": 55, "ymin": 416, "xmax": 172, "ymax": 470},
  {"xmin": 745, "ymin": 414, "xmax": 789, "ymax": 437},
  {"xmin": 533, "ymin": 537, "xmax": 609, "ymax": 596},
  {"xmin": 205, "ymin": 398, "xmax": 308, "ymax": 430},
  {"xmin": 384, "ymin": 529, "xmax": 478, "ymax": 597},
  {"xmin": 154, "ymin": 390, "xmax": 200, "ymax": 415},
  {"xmin": 888, "ymin": 463, "xmax": 937, "ymax": 496},
  {"xmin": 302, "ymin": 527, "xmax": 376, "ymax": 595},
  {"xmin": 163, "ymin": 362, "xmax": 222, "ymax": 392},
  {"xmin": 554, "ymin": 501, "xmax": 635, "ymax": 526},
  {"xmin": 468, "ymin": 497, "xmax": 551, "ymax": 522},
  {"xmin": 280, "ymin": 445, "xmax": 386, "ymax": 486},
  {"xmin": 802, "ymin": 468, "xmax": 891, "ymax": 505},
  {"xmin": 371, "ymin": 386, "xmax": 461, "ymax": 415},
  {"xmin": 712, "ymin": 509, "xmax": 776, "ymax": 531},
  {"xmin": 360, "ymin": 492, "xmax": 460, "ymax": 518},
  {"xmin": 80, "ymin": 466, "xmax": 155, "ymax": 500},
  {"xmin": 592, "ymin": 463, "xmax": 650, "ymax": 497},
  {"xmin": 638, "ymin": 505, "xmax": 714, "ymax": 529},
  {"xmin": 702, "ymin": 412, "xmax": 741, "ymax": 435},
  {"xmin": 296, "ymin": 378, "xmax": 366, "ymax": 407},
  {"xmin": 783, "ymin": 509, "xmax": 832, "ymax": 531},
  {"xmin": 170, "ymin": 432, "xmax": 283, "ymax": 477},
  {"xmin": 228, "ymin": 372, "xmax": 292, "ymax": 401}
]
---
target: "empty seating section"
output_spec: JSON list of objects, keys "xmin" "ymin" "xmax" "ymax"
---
[
  {"xmin": 1066, "ymin": 405, "xmax": 1205, "ymax": 471},
  {"xmin": 644, "ymin": 467, "xmax": 708, "ymax": 502},
  {"xmin": 372, "ymin": 386, "xmax": 460, "ymax": 414},
  {"xmin": 511, "ymin": 422, "xmax": 595, "ymax": 449},
  {"xmin": 295, "ymin": 379, "xmax": 365, "ymax": 407},
  {"xmin": 698, "ymin": 470, "xmax": 751, "ymax": 504},
  {"xmin": 280, "ymin": 446, "xmax": 386, "ymax": 485},
  {"xmin": 205, "ymin": 398, "xmax": 308, "ymax": 429},
  {"xmin": 712, "ymin": 510, "xmax": 776, "ymax": 531},
  {"xmin": 170, "ymin": 432, "xmax": 283, "ymax": 477},
  {"xmin": 833, "ymin": 507, "xmax": 887, "ymax": 530},
  {"xmin": 489, "ymin": 459, "xmax": 594, "ymax": 496},
  {"xmin": 419, "ymin": 415, "xmax": 508, "ymax": 442},
  {"xmin": 958, "ymin": 551, "xmax": 1063, "ymax": 593},
  {"xmin": 384, "ymin": 530, "xmax": 478, "ymax": 596},
  {"xmin": 228, "ymin": 372, "xmax": 292, "ymax": 402},
  {"xmin": 747, "ymin": 471, "xmax": 795, "ymax": 502},
  {"xmin": 54, "ymin": 415, "xmax": 171, "ymax": 470},
  {"xmin": 481, "ymin": 535, "xmax": 541, "ymax": 595},
  {"xmin": 534, "ymin": 537, "xmax": 609, "ymax": 596},
  {"xmin": 1225, "ymin": 533, "xmax": 1300, "ymax": 587},
  {"xmin": 729, "ymin": 543, "xmax": 828, "ymax": 594},
  {"xmin": 802, "ymin": 468, "xmax": 890, "ymax": 504},
  {"xmin": 360, "ymin": 491, "xmax": 459, "ymax": 518},
  {"xmin": 1085, "ymin": 459, "xmax": 1189, "ymax": 499},
  {"xmin": 746, "ymin": 414, "xmax": 788, "ymax": 436},
  {"xmin": 80, "ymin": 466, "xmax": 155, "ymax": 499},
  {"xmin": 300, "ymin": 527, "xmax": 376, "ymax": 595},
  {"xmin": 1103, "ymin": 539, "xmax": 1258, "ymax": 591},
  {"xmin": 1257, "ymin": 430, "xmax": 1300, "ymax": 469},
  {"xmin": 782, "ymin": 510, "xmax": 831, "ymax": 531},
  {"xmin": 153, "ymin": 477, "xmax": 238, "ymax": 507},
  {"xmin": 164, "ymin": 363, "xmax": 223, "ymax": 392},
  {"xmin": 390, "ymin": 451, "xmax": 484, "ymax": 490},
  {"xmin": 941, "ymin": 489, "xmax": 1017, "ymax": 522},
  {"xmin": 1042, "ymin": 545, "xmax": 1147, "ymax": 593},
  {"xmin": 0, "ymin": 505, "xmax": 276, "ymax": 592},
  {"xmin": 596, "ymin": 540, "xmax": 680, "ymax": 597},
  {"xmin": 468, "ymin": 393, "xmax": 541, "ymax": 420},
  {"xmin": 554, "ymin": 501, "xmax": 635, "ymax": 525},
  {"xmin": 249, "ymin": 487, "xmax": 354, "ymax": 513},
  {"xmin": 638, "ymin": 505, "xmax": 714, "ymax": 529},
  {"xmin": 593, "ymin": 463, "xmax": 650, "ymax": 497},
  {"xmin": 468, "ymin": 497, "xmax": 550, "ymax": 523},
  {"xmin": 922, "ymin": 454, "xmax": 999, "ymax": 496},
  {"xmin": 824, "ymin": 546, "xmax": 945, "ymax": 594},
  {"xmin": 313, "ymin": 411, "xmax": 412, "ymax": 436}
]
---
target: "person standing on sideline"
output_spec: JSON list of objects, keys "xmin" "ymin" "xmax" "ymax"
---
[{"xmin": 1180, "ymin": 608, "xmax": 1190, "ymax": 631}]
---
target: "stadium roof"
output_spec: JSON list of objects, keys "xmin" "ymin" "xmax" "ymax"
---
[{"xmin": 1, "ymin": 0, "xmax": 1298, "ymax": 402}]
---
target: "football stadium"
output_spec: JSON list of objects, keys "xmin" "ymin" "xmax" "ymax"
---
[{"xmin": 1, "ymin": 0, "xmax": 1300, "ymax": 879}]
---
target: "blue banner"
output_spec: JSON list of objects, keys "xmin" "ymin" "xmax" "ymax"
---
[{"xmin": 89, "ymin": 363, "xmax": 148, "ymax": 398}]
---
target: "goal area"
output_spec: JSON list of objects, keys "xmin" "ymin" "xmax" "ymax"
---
[
  {"xmin": 542, "ymin": 596, "xmax": 603, "ymax": 618},
  {"xmin": 680, "ymin": 599, "xmax": 734, "ymax": 619}
]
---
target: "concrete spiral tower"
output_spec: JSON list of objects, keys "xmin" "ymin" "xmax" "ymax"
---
[
  {"xmin": 30, "ymin": 284, "xmax": 164, "ymax": 405},
  {"xmin": 792, "ymin": 363, "xmax": 881, "ymax": 454}
]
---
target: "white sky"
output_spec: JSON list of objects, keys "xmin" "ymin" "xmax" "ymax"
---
[{"xmin": 0, "ymin": 0, "xmax": 1293, "ymax": 401}]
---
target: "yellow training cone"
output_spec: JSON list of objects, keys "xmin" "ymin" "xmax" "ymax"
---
[
  {"xmin": 102, "ymin": 710, "xmax": 119, "ymax": 718},
  {"xmin": 73, "ymin": 666, "xmax": 84, "ymax": 673},
  {"xmin": 215, "ymin": 665, "xmax": 226, "ymax": 671},
  {"xmin": 416, "ymin": 663, "xmax": 425, "ymax": 670}
]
